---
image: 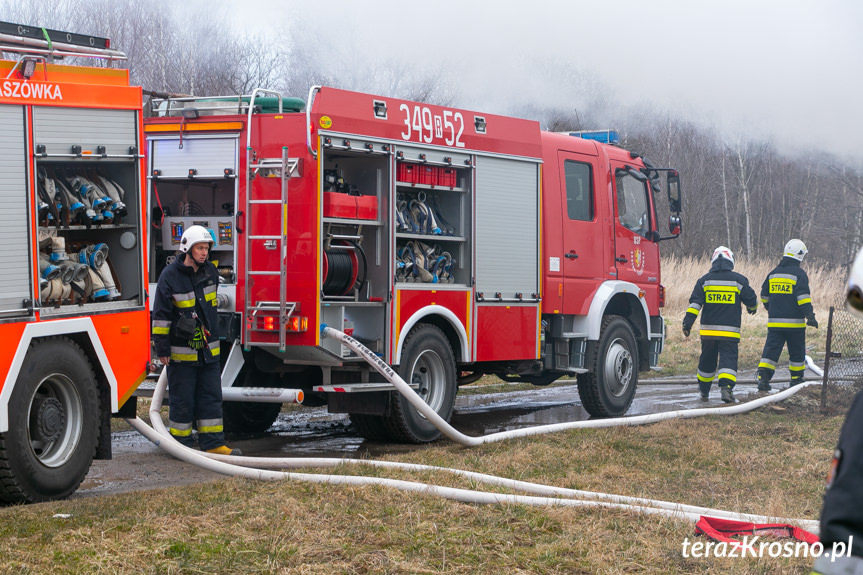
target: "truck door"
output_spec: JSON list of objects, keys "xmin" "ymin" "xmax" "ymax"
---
[
  {"xmin": 610, "ymin": 161, "xmax": 660, "ymax": 295},
  {"xmin": 559, "ymin": 152, "xmax": 609, "ymax": 315}
]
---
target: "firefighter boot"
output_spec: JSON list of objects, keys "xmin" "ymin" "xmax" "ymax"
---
[
  {"xmin": 698, "ymin": 380, "xmax": 711, "ymax": 401},
  {"xmin": 720, "ymin": 385, "xmax": 735, "ymax": 403},
  {"xmin": 206, "ymin": 445, "xmax": 243, "ymax": 456},
  {"xmin": 757, "ymin": 370, "xmax": 772, "ymax": 392}
]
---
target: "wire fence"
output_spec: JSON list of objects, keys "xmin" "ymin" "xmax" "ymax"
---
[{"xmin": 820, "ymin": 302, "xmax": 863, "ymax": 411}]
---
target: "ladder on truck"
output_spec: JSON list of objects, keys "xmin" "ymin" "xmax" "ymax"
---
[
  {"xmin": 0, "ymin": 21, "xmax": 127, "ymax": 66},
  {"xmin": 244, "ymin": 144, "xmax": 301, "ymax": 352}
]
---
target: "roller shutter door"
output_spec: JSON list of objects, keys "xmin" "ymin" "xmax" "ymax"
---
[
  {"xmin": 33, "ymin": 106, "xmax": 137, "ymax": 156},
  {"xmin": 0, "ymin": 105, "xmax": 33, "ymax": 315},
  {"xmin": 474, "ymin": 156, "xmax": 540, "ymax": 298},
  {"xmin": 150, "ymin": 136, "xmax": 238, "ymax": 179}
]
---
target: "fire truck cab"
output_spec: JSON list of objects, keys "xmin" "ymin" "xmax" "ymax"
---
[{"xmin": 145, "ymin": 86, "xmax": 681, "ymax": 443}]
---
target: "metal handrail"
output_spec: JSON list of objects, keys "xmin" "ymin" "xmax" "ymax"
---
[{"xmin": 306, "ymin": 85, "xmax": 321, "ymax": 158}]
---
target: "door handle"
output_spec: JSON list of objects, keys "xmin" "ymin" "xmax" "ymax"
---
[
  {"xmin": 565, "ymin": 252, "xmax": 579, "ymax": 259},
  {"xmin": 615, "ymin": 256, "xmax": 628, "ymax": 263}
]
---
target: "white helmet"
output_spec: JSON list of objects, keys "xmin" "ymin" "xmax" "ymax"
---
[
  {"xmin": 711, "ymin": 246, "xmax": 734, "ymax": 265},
  {"xmin": 179, "ymin": 225, "xmax": 214, "ymax": 253},
  {"xmin": 847, "ymin": 247, "xmax": 863, "ymax": 318},
  {"xmin": 784, "ymin": 239, "xmax": 808, "ymax": 261}
]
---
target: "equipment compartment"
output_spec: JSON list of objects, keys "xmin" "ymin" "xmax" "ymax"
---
[
  {"xmin": 319, "ymin": 145, "xmax": 388, "ymax": 306},
  {"xmin": 394, "ymin": 156, "xmax": 471, "ymax": 286},
  {"xmin": 147, "ymin": 176, "xmax": 237, "ymax": 283},
  {"xmin": 35, "ymin": 158, "xmax": 144, "ymax": 312}
]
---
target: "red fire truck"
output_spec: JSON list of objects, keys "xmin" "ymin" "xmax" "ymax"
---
[
  {"xmin": 0, "ymin": 23, "xmax": 149, "ymax": 503},
  {"xmin": 145, "ymin": 86, "xmax": 682, "ymax": 443}
]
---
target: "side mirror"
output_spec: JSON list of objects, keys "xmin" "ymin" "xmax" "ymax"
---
[
  {"xmin": 667, "ymin": 171, "xmax": 682, "ymax": 214},
  {"xmin": 668, "ymin": 215, "xmax": 681, "ymax": 236},
  {"xmin": 624, "ymin": 165, "xmax": 648, "ymax": 183}
]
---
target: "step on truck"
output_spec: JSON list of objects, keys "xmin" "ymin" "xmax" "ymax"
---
[
  {"xmin": 0, "ymin": 22, "xmax": 149, "ymax": 503},
  {"xmin": 144, "ymin": 86, "xmax": 683, "ymax": 443}
]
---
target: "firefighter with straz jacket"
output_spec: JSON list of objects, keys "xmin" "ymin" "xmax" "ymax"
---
[
  {"xmin": 682, "ymin": 246, "xmax": 758, "ymax": 403},
  {"xmin": 151, "ymin": 225, "xmax": 240, "ymax": 456},
  {"xmin": 756, "ymin": 239, "xmax": 818, "ymax": 391}
]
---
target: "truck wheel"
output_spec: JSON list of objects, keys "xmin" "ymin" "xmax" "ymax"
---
[
  {"xmin": 384, "ymin": 324, "xmax": 457, "ymax": 443},
  {"xmin": 577, "ymin": 316, "xmax": 638, "ymax": 417},
  {"xmin": 222, "ymin": 367, "xmax": 282, "ymax": 435},
  {"xmin": 0, "ymin": 337, "xmax": 100, "ymax": 503}
]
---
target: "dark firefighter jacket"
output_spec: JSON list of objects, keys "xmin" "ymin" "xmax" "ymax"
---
[
  {"xmin": 151, "ymin": 257, "xmax": 221, "ymax": 364},
  {"xmin": 683, "ymin": 257, "xmax": 758, "ymax": 340},
  {"xmin": 760, "ymin": 256, "xmax": 814, "ymax": 329},
  {"xmin": 819, "ymin": 390, "xmax": 863, "ymax": 557}
]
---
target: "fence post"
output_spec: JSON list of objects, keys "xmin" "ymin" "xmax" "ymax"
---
[{"xmin": 821, "ymin": 306, "xmax": 835, "ymax": 414}]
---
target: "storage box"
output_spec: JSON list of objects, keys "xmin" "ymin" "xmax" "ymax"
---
[
  {"xmin": 397, "ymin": 162, "xmax": 416, "ymax": 184},
  {"xmin": 355, "ymin": 195, "xmax": 379, "ymax": 220},
  {"xmin": 323, "ymin": 192, "xmax": 357, "ymax": 219},
  {"xmin": 416, "ymin": 165, "xmax": 436, "ymax": 186},
  {"xmin": 437, "ymin": 167, "xmax": 457, "ymax": 188}
]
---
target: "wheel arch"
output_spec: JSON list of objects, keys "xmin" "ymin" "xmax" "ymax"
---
[
  {"xmin": 0, "ymin": 318, "xmax": 118, "ymax": 434},
  {"xmin": 573, "ymin": 280, "xmax": 651, "ymax": 342},
  {"xmin": 395, "ymin": 306, "xmax": 468, "ymax": 365}
]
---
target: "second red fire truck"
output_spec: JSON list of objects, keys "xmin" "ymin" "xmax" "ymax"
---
[{"xmin": 145, "ymin": 85, "xmax": 682, "ymax": 443}]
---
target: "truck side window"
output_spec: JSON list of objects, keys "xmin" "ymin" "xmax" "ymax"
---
[
  {"xmin": 615, "ymin": 172, "xmax": 650, "ymax": 237},
  {"xmin": 564, "ymin": 160, "xmax": 593, "ymax": 222}
]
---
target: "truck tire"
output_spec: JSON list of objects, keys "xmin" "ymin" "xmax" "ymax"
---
[
  {"xmin": 222, "ymin": 367, "xmax": 282, "ymax": 435},
  {"xmin": 0, "ymin": 337, "xmax": 100, "ymax": 503},
  {"xmin": 577, "ymin": 316, "xmax": 638, "ymax": 417},
  {"xmin": 384, "ymin": 324, "xmax": 457, "ymax": 443}
]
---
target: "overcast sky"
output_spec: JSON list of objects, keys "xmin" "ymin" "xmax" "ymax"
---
[{"xmin": 220, "ymin": 0, "xmax": 861, "ymax": 163}]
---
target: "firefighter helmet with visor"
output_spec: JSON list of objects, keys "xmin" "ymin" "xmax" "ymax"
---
[
  {"xmin": 711, "ymin": 245, "xmax": 734, "ymax": 266},
  {"xmin": 783, "ymin": 239, "xmax": 808, "ymax": 261},
  {"xmin": 179, "ymin": 225, "xmax": 214, "ymax": 253}
]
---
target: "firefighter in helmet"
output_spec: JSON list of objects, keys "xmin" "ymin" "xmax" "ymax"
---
[
  {"xmin": 151, "ymin": 225, "xmax": 240, "ymax": 456},
  {"xmin": 756, "ymin": 239, "xmax": 818, "ymax": 391},
  {"xmin": 682, "ymin": 246, "xmax": 758, "ymax": 403},
  {"xmin": 812, "ymin": 247, "xmax": 863, "ymax": 574}
]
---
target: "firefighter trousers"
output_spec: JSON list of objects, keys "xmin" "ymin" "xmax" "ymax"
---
[
  {"xmin": 166, "ymin": 360, "xmax": 227, "ymax": 451},
  {"xmin": 696, "ymin": 338, "xmax": 739, "ymax": 396},
  {"xmin": 757, "ymin": 328, "xmax": 806, "ymax": 386}
]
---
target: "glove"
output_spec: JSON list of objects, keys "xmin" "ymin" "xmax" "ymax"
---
[
  {"xmin": 806, "ymin": 315, "xmax": 818, "ymax": 328},
  {"xmin": 747, "ymin": 306, "xmax": 757, "ymax": 315},
  {"xmin": 682, "ymin": 326, "xmax": 691, "ymax": 337}
]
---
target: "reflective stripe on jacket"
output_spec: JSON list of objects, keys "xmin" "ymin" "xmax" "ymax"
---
[
  {"xmin": 760, "ymin": 257, "xmax": 813, "ymax": 330},
  {"xmin": 683, "ymin": 258, "xmax": 758, "ymax": 341},
  {"xmin": 151, "ymin": 257, "xmax": 221, "ymax": 364}
]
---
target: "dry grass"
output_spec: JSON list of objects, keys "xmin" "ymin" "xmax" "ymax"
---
[
  {"xmin": 0, "ymin": 385, "xmax": 853, "ymax": 574},
  {"xmin": 658, "ymin": 255, "xmax": 845, "ymax": 376}
]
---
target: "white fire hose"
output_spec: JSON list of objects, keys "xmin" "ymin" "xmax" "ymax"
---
[{"xmin": 126, "ymin": 326, "xmax": 821, "ymax": 533}]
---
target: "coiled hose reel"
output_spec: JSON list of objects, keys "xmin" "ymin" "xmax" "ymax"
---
[{"xmin": 322, "ymin": 239, "xmax": 367, "ymax": 297}]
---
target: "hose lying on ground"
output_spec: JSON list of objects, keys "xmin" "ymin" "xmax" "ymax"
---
[{"xmin": 125, "ymin": 327, "xmax": 821, "ymax": 534}]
